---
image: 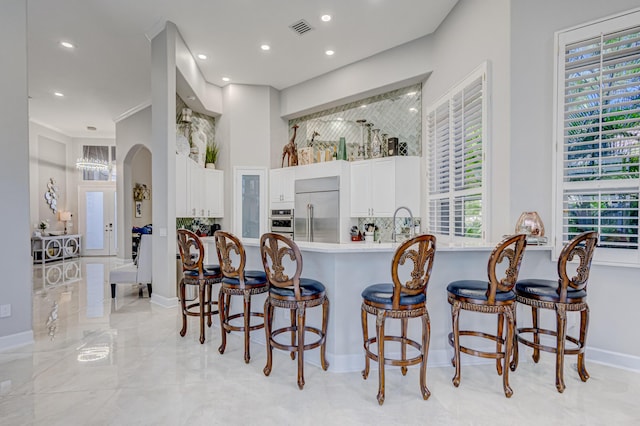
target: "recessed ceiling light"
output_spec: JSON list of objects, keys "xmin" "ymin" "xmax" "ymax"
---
[
  {"xmin": 54, "ymin": 92, "xmax": 64, "ymax": 97},
  {"xmin": 222, "ymin": 77, "xmax": 230, "ymax": 82},
  {"xmin": 409, "ymin": 107, "xmax": 418, "ymax": 112},
  {"xmin": 261, "ymin": 44, "xmax": 270, "ymax": 51},
  {"xmin": 60, "ymin": 41, "xmax": 74, "ymax": 49},
  {"xmin": 406, "ymin": 91, "xmax": 417, "ymax": 96},
  {"xmin": 321, "ymin": 15, "xmax": 332, "ymax": 22},
  {"xmin": 360, "ymin": 105, "xmax": 367, "ymax": 108},
  {"xmin": 197, "ymin": 54, "xmax": 207, "ymax": 60},
  {"xmin": 325, "ymin": 50, "xmax": 335, "ymax": 56}
]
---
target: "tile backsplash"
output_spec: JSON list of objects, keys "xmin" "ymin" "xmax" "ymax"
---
[{"xmin": 357, "ymin": 217, "xmax": 421, "ymax": 243}]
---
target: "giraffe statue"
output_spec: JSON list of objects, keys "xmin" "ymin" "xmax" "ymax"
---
[{"xmin": 282, "ymin": 124, "xmax": 299, "ymax": 167}]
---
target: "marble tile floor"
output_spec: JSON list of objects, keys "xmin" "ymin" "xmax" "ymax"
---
[{"xmin": 0, "ymin": 257, "xmax": 639, "ymax": 425}]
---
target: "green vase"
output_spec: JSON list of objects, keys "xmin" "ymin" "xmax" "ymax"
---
[{"xmin": 338, "ymin": 137, "xmax": 347, "ymax": 161}]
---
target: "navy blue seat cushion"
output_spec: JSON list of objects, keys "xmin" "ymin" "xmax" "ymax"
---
[
  {"xmin": 204, "ymin": 264, "xmax": 221, "ymax": 274},
  {"xmin": 361, "ymin": 283, "xmax": 425, "ymax": 307},
  {"xmin": 269, "ymin": 278, "xmax": 325, "ymax": 298},
  {"xmin": 222, "ymin": 270, "xmax": 267, "ymax": 286},
  {"xmin": 184, "ymin": 265, "xmax": 221, "ymax": 277},
  {"xmin": 516, "ymin": 279, "xmax": 586, "ymax": 301},
  {"xmin": 447, "ymin": 280, "xmax": 515, "ymax": 302}
]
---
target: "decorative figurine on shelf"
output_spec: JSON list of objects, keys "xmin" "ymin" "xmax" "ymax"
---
[
  {"xmin": 282, "ymin": 124, "xmax": 299, "ymax": 167},
  {"xmin": 310, "ymin": 130, "xmax": 320, "ymax": 146}
]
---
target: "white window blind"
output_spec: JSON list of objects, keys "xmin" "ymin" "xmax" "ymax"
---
[
  {"xmin": 556, "ymin": 10, "xmax": 640, "ymax": 264},
  {"xmin": 427, "ymin": 64, "xmax": 487, "ymax": 240}
]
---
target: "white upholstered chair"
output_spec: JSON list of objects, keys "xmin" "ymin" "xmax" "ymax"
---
[{"xmin": 109, "ymin": 234, "xmax": 152, "ymax": 298}]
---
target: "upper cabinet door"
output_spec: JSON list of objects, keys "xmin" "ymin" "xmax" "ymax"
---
[
  {"xmin": 350, "ymin": 161, "xmax": 372, "ymax": 217},
  {"xmin": 270, "ymin": 167, "xmax": 295, "ymax": 207},
  {"xmin": 204, "ymin": 169, "xmax": 224, "ymax": 218},
  {"xmin": 370, "ymin": 158, "xmax": 395, "ymax": 217}
]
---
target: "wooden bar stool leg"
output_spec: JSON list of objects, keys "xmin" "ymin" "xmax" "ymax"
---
[
  {"xmin": 511, "ymin": 308, "xmax": 519, "ymax": 372},
  {"xmin": 451, "ymin": 301, "xmax": 461, "ymax": 387},
  {"xmin": 555, "ymin": 304, "xmax": 567, "ymax": 393},
  {"xmin": 206, "ymin": 284, "xmax": 213, "ymax": 327},
  {"xmin": 320, "ymin": 298, "xmax": 330, "ymax": 370},
  {"xmin": 532, "ymin": 307, "xmax": 540, "ymax": 363},
  {"xmin": 290, "ymin": 309, "xmax": 297, "ymax": 360},
  {"xmin": 243, "ymin": 291, "xmax": 251, "ymax": 363},
  {"xmin": 578, "ymin": 306, "xmax": 590, "ymax": 382},
  {"xmin": 401, "ymin": 318, "xmax": 408, "ymax": 376},
  {"xmin": 296, "ymin": 303, "xmax": 306, "ymax": 390},
  {"xmin": 224, "ymin": 294, "xmax": 231, "ymax": 333},
  {"xmin": 199, "ymin": 283, "xmax": 206, "ymax": 344},
  {"xmin": 496, "ymin": 313, "xmax": 504, "ymax": 375},
  {"xmin": 218, "ymin": 289, "xmax": 227, "ymax": 354},
  {"xmin": 263, "ymin": 298, "xmax": 273, "ymax": 376},
  {"xmin": 503, "ymin": 307, "xmax": 515, "ymax": 398},
  {"xmin": 179, "ymin": 279, "xmax": 187, "ymax": 337},
  {"xmin": 376, "ymin": 310, "xmax": 386, "ymax": 405},
  {"xmin": 361, "ymin": 306, "xmax": 370, "ymax": 379},
  {"xmin": 420, "ymin": 312, "xmax": 431, "ymax": 400}
]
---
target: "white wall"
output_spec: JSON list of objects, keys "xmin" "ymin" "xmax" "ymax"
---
[
  {"xmin": 28, "ymin": 123, "xmax": 73, "ymax": 234},
  {"xmin": 219, "ymin": 84, "xmax": 283, "ymax": 230},
  {"xmin": 0, "ymin": 0, "xmax": 33, "ymax": 349},
  {"xmin": 510, "ymin": 0, "xmax": 640, "ymax": 363}
]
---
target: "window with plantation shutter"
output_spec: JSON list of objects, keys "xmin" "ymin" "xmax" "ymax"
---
[
  {"xmin": 555, "ymin": 9, "xmax": 640, "ymax": 265},
  {"xmin": 427, "ymin": 63, "xmax": 487, "ymax": 240}
]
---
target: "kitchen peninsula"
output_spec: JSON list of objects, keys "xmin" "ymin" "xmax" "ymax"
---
[{"xmin": 203, "ymin": 237, "xmax": 552, "ymax": 373}]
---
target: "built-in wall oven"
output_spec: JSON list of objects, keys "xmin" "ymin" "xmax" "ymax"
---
[{"xmin": 269, "ymin": 209, "xmax": 294, "ymax": 238}]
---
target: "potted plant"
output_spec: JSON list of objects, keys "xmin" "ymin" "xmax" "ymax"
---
[{"xmin": 205, "ymin": 142, "xmax": 219, "ymax": 169}]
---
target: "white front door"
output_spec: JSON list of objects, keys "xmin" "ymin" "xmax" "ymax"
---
[{"xmin": 78, "ymin": 185, "xmax": 117, "ymax": 256}]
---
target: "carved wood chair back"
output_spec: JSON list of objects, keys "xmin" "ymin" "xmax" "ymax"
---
[
  {"xmin": 259, "ymin": 232, "xmax": 303, "ymax": 299},
  {"xmin": 556, "ymin": 231, "xmax": 598, "ymax": 301},
  {"xmin": 213, "ymin": 231, "xmax": 247, "ymax": 284},
  {"xmin": 176, "ymin": 229, "xmax": 205, "ymax": 279},
  {"xmin": 485, "ymin": 234, "xmax": 528, "ymax": 304},
  {"xmin": 390, "ymin": 234, "xmax": 437, "ymax": 310}
]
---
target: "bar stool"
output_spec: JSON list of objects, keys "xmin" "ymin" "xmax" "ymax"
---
[
  {"xmin": 513, "ymin": 231, "xmax": 598, "ymax": 393},
  {"xmin": 259, "ymin": 233, "xmax": 329, "ymax": 390},
  {"xmin": 361, "ymin": 234, "xmax": 436, "ymax": 405},
  {"xmin": 176, "ymin": 229, "xmax": 222, "ymax": 344},
  {"xmin": 213, "ymin": 230, "xmax": 268, "ymax": 363},
  {"xmin": 447, "ymin": 234, "xmax": 527, "ymax": 397}
]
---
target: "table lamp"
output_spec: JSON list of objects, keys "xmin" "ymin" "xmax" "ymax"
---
[{"xmin": 58, "ymin": 211, "xmax": 72, "ymax": 234}]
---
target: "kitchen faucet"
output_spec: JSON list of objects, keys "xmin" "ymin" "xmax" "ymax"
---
[{"xmin": 392, "ymin": 206, "xmax": 414, "ymax": 242}]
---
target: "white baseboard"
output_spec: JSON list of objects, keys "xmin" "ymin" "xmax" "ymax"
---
[
  {"xmin": 587, "ymin": 347, "xmax": 640, "ymax": 372},
  {"xmin": 150, "ymin": 294, "xmax": 179, "ymax": 308},
  {"xmin": 0, "ymin": 330, "xmax": 34, "ymax": 352}
]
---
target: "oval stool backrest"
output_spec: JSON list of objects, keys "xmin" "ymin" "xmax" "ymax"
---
[
  {"xmin": 214, "ymin": 230, "xmax": 246, "ymax": 284},
  {"xmin": 177, "ymin": 229, "xmax": 205, "ymax": 279},
  {"xmin": 390, "ymin": 234, "xmax": 437, "ymax": 309},
  {"xmin": 557, "ymin": 231, "xmax": 598, "ymax": 301},
  {"xmin": 260, "ymin": 233, "xmax": 303, "ymax": 299},
  {"xmin": 486, "ymin": 234, "xmax": 527, "ymax": 304}
]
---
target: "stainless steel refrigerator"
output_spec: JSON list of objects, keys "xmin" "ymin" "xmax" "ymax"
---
[{"xmin": 294, "ymin": 176, "xmax": 340, "ymax": 243}]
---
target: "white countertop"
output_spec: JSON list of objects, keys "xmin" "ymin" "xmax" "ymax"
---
[{"xmin": 203, "ymin": 236, "xmax": 552, "ymax": 254}]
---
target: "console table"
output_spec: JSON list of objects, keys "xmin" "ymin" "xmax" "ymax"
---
[{"xmin": 31, "ymin": 234, "xmax": 82, "ymax": 264}]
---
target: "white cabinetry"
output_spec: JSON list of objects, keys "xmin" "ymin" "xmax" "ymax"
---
[
  {"xmin": 350, "ymin": 157, "xmax": 420, "ymax": 217},
  {"xmin": 204, "ymin": 168, "xmax": 224, "ymax": 217},
  {"xmin": 176, "ymin": 155, "xmax": 224, "ymax": 218},
  {"xmin": 269, "ymin": 167, "xmax": 295, "ymax": 208}
]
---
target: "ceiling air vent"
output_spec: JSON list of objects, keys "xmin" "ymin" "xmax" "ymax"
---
[{"xmin": 289, "ymin": 19, "xmax": 313, "ymax": 36}]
